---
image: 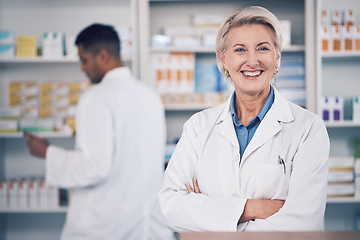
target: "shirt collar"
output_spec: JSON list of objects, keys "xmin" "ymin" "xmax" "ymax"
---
[{"xmin": 230, "ymin": 86, "xmax": 274, "ymax": 126}]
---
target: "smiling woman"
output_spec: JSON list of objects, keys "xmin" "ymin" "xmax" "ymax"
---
[{"xmin": 158, "ymin": 6, "xmax": 330, "ymax": 233}]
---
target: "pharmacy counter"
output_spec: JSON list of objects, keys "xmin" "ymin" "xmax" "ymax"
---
[{"xmin": 180, "ymin": 231, "xmax": 360, "ymax": 240}]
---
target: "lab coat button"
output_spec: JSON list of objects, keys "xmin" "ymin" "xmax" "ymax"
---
[{"xmin": 232, "ymin": 193, "xmax": 240, "ymax": 198}]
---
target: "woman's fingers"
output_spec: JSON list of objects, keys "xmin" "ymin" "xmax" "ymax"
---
[
  {"xmin": 193, "ymin": 177, "xmax": 201, "ymax": 193},
  {"xmin": 185, "ymin": 181, "xmax": 194, "ymax": 193}
]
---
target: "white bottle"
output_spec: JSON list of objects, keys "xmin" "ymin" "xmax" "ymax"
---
[{"xmin": 353, "ymin": 96, "xmax": 360, "ymax": 123}]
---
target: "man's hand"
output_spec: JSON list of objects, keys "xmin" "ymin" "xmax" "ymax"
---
[
  {"xmin": 239, "ymin": 198, "xmax": 285, "ymax": 222},
  {"xmin": 24, "ymin": 132, "xmax": 49, "ymax": 159}
]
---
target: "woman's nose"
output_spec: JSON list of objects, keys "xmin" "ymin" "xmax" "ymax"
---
[{"xmin": 246, "ymin": 51, "xmax": 259, "ymax": 68}]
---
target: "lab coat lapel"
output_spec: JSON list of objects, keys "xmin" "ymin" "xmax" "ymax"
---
[
  {"xmin": 216, "ymin": 99, "xmax": 239, "ymax": 151},
  {"xmin": 241, "ymin": 87, "xmax": 294, "ymax": 161}
]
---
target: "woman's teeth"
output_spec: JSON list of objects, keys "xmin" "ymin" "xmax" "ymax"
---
[{"xmin": 243, "ymin": 71, "xmax": 261, "ymax": 77}]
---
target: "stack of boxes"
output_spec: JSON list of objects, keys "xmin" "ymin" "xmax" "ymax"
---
[
  {"xmin": 6, "ymin": 80, "xmax": 88, "ymax": 133},
  {"xmin": 274, "ymin": 53, "xmax": 306, "ymax": 106},
  {"xmin": 9, "ymin": 81, "xmax": 39, "ymax": 118},
  {"xmin": 320, "ymin": 9, "xmax": 360, "ymax": 52},
  {"xmin": 327, "ymin": 156, "xmax": 355, "ymax": 198}
]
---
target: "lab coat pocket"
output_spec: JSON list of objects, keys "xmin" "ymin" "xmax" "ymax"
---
[{"xmin": 254, "ymin": 163, "xmax": 290, "ymax": 200}]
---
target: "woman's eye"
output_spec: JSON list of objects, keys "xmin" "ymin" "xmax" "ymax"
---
[
  {"xmin": 259, "ymin": 47, "xmax": 269, "ymax": 51},
  {"xmin": 235, "ymin": 48, "xmax": 245, "ymax": 53}
]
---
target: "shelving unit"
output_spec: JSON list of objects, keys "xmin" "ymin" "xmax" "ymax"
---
[
  {"xmin": 0, "ymin": 207, "xmax": 68, "ymax": 214},
  {"xmin": 0, "ymin": 0, "xmax": 137, "ymax": 239},
  {"xmin": 139, "ymin": 0, "xmax": 314, "ymax": 140},
  {"xmin": 315, "ymin": 0, "xmax": 360, "ymax": 230},
  {"xmin": 0, "ymin": 0, "xmax": 359, "ymax": 237}
]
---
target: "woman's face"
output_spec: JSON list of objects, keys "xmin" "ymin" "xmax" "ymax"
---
[{"xmin": 221, "ymin": 24, "xmax": 279, "ymax": 96}]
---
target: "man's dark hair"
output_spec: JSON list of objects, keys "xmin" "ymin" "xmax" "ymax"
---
[{"xmin": 75, "ymin": 23, "xmax": 121, "ymax": 58}]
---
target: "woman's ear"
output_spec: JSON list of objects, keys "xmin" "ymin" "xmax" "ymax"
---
[{"xmin": 218, "ymin": 50, "xmax": 227, "ymax": 71}]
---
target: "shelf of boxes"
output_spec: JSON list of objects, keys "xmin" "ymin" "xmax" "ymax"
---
[
  {"xmin": 0, "ymin": 130, "xmax": 73, "ymax": 139},
  {"xmin": 0, "ymin": 207, "xmax": 68, "ymax": 214},
  {"xmin": 0, "ymin": 56, "xmax": 132, "ymax": 63},
  {"xmin": 325, "ymin": 121, "xmax": 360, "ymax": 128},
  {"xmin": 327, "ymin": 197, "xmax": 360, "ymax": 203},
  {"xmin": 321, "ymin": 52, "xmax": 360, "ymax": 58}
]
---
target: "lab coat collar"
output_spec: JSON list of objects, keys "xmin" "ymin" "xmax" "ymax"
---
[
  {"xmin": 100, "ymin": 66, "xmax": 133, "ymax": 85},
  {"xmin": 215, "ymin": 86, "xmax": 294, "ymax": 160}
]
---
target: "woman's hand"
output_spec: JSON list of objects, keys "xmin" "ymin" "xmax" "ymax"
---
[
  {"xmin": 185, "ymin": 177, "xmax": 201, "ymax": 194},
  {"xmin": 239, "ymin": 199, "xmax": 285, "ymax": 222}
]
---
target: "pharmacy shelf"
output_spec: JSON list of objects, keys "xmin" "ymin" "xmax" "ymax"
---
[
  {"xmin": 0, "ymin": 131, "xmax": 73, "ymax": 138},
  {"xmin": 0, "ymin": 207, "xmax": 68, "ymax": 213},
  {"xmin": 321, "ymin": 52, "xmax": 360, "ymax": 58},
  {"xmin": 327, "ymin": 197, "xmax": 360, "ymax": 203},
  {"xmin": 0, "ymin": 56, "xmax": 132, "ymax": 63},
  {"xmin": 325, "ymin": 121, "xmax": 360, "ymax": 128},
  {"xmin": 0, "ymin": 57, "xmax": 79, "ymax": 63},
  {"xmin": 165, "ymin": 103, "xmax": 218, "ymax": 111},
  {"xmin": 151, "ymin": 45, "xmax": 305, "ymax": 53}
]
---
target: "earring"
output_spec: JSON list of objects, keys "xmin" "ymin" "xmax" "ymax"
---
[
  {"xmin": 273, "ymin": 67, "xmax": 279, "ymax": 76},
  {"xmin": 224, "ymin": 69, "xmax": 230, "ymax": 78}
]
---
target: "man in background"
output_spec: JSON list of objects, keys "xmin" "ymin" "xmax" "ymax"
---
[{"xmin": 24, "ymin": 23, "xmax": 174, "ymax": 240}]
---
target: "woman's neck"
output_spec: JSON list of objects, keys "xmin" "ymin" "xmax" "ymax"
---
[{"xmin": 235, "ymin": 87, "xmax": 270, "ymax": 126}]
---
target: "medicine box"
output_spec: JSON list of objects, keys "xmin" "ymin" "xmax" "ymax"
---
[
  {"xmin": 0, "ymin": 30, "xmax": 14, "ymax": 44},
  {"xmin": 16, "ymin": 35, "xmax": 37, "ymax": 57},
  {"xmin": 0, "ymin": 44, "xmax": 15, "ymax": 58}
]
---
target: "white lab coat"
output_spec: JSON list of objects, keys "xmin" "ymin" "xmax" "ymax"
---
[
  {"xmin": 158, "ymin": 86, "xmax": 329, "ymax": 232},
  {"xmin": 45, "ymin": 67, "xmax": 174, "ymax": 240}
]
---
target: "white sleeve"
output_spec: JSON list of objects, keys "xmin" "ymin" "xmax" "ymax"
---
[
  {"xmin": 45, "ymin": 95, "xmax": 114, "ymax": 188},
  {"xmin": 158, "ymin": 118, "xmax": 246, "ymax": 232},
  {"xmin": 245, "ymin": 117, "xmax": 330, "ymax": 231}
]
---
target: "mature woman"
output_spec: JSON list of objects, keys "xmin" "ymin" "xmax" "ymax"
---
[{"xmin": 158, "ymin": 6, "xmax": 329, "ymax": 232}]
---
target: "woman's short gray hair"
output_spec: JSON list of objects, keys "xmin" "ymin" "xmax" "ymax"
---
[{"xmin": 216, "ymin": 6, "xmax": 283, "ymax": 77}]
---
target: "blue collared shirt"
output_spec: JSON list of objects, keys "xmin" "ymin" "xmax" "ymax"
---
[{"xmin": 230, "ymin": 86, "xmax": 274, "ymax": 160}]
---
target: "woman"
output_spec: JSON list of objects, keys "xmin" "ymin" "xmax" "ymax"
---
[{"xmin": 158, "ymin": 6, "xmax": 329, "ymax": 232}]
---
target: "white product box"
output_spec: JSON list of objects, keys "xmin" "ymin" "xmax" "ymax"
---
[
  {"xmin": 0, "ymin": 107, "xmax": 21, "ymax": 119},
  {"xmin": 0, "ymin": 120, "xmax": 18, "ymax": 132},
  {"xmin": 280, "ymin": 20, "xmax": 291, "ymax": 47},
  {"xmin": 327, "ymin": 182, "xmax": 354, "ymax": 196},
  {"xmin": 192, "ymin": 14, "xmax": 224, "ymax": 27},
  {"xmin": 0, "ymin": 44, "xmax": 15, "ymax": 58},
  {"xmin": 0, "ymin": 30, "xmax": 14, "ymax": 44},
  {"xmin": 353, "ymin": 96, "xmax": 360, "ymax": 122},
  {"xmin": 151, "ymin": 35, "xmax": 171, "ymax": 47},
  {"xmin": 329, "ymin": 156, "xmax": 354, "ymax": 168},
  {"xmin": 355, "ymin": 177, "xmax": 360, "ymax": 198},
  {"xmin": 328, "ymin": 170, "xmax": 354, "ymax": 182},
  {"xmin": 0, "ymin": 180, "xmax": 7, "ymax": 209}
]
